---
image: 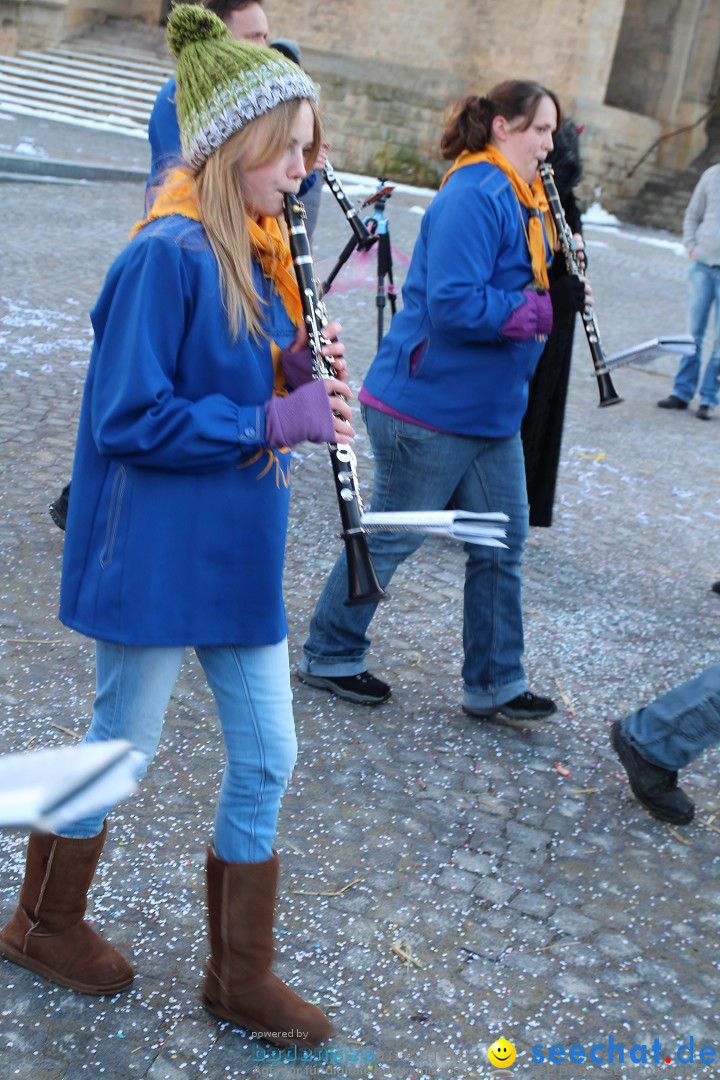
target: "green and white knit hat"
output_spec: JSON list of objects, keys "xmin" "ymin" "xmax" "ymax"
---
[{"xmin": 167, "ymin": 4, "xmax": 318, "ymax": 168}]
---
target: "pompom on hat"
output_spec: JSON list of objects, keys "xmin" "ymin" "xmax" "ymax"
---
[{"xmin": 167, "ymin": 3, "xmax": 318, "ymax": 168}]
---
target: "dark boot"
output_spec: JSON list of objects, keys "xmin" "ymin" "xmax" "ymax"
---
[
  {"xmin": 202, "ymin": 847, "xmax": 331, "ymax": 1048},
  {"xmin": 48, "ymin": 482, "xmax": 71, "ymax": 531},
  {"xmin": 0, "ymin": 822, "xmax": 134, "ymax": 994},
  {"xmin": 611, "ymin": 720, "xmax": 695, "ymax": 825}
]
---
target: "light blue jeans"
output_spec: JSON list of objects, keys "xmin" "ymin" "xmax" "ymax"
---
[
  {"xmin": 58, "ymin": 639, "xmax": 297, "ymax": 863},
  {"xmin": 301, "ymin": 405, "xmax": 530, "ymax": 711},
  {"xmin": 673, "ymin": 260, "xmax": 720, "ymax": 406},
  {"xmin": 621, "ymin": 663, "xmax": 720, "ymax": 771}
]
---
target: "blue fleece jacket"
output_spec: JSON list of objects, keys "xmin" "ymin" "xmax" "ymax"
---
[
  {"xmin": 59, "ymin": 215, "xmax": 299, "ymax": 647},
  {"xmin": 362, "ymin": 162, "xmax": 549, "ymax": 437}
]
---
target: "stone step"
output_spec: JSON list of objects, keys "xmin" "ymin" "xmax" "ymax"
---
[{"xmin": 0, "ymin": 45, "xmax": 170, "ymax": 136}]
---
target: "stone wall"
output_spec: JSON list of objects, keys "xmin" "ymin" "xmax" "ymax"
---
[
  {"xmin": 267, "ymin": 0, "xmax": 719, "ymax": 214},
  {"xmin": 269, "ymin": 0, "xmax": 634, "ymax": 203},
  {"xmin": 0, "ymin": 0, "xmax": 160, "ymax": 51},
  {"xmin": 300, "ymin": 47, "xmax": 467, "ymax": 188},
  {"xmin": 1, "ymin": 0, "xmax": 718, "ymax": 217},
  {"xmin": 0, "ymin": 0, "xmax": 69, "ymax": 51}
]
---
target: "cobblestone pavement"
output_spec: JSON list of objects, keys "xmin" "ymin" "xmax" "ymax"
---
[{"xmin": 1, "ymin": 110, "xmax": 719, "ymax": 1080}]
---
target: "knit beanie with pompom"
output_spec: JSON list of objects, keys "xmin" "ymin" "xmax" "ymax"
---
[{"xmin": 167, "ymin": 3, "xmax": 318, "ymax": 168}]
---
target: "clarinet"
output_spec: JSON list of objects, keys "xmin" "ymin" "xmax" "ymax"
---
[
  {"xmin": 538, "ymin": 162, "xmax": 622, "ymax": 407},
  {"xmin": 283, "ymin": 193, "xmax": 388, "ymax": 607},
  {"xmin": 322, "ymin": 162, "xmax": 377, "ymax": 251}
]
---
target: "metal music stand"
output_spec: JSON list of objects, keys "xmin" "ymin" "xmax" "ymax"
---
[{"xmin": 320, "ymin": 177, "xmax": 398, "ymax": 349}]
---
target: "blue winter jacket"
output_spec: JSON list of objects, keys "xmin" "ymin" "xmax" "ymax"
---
[
  {"xmin": 59, "ymin": 215, "xmax": 298, "ymax": 647},
  {"xmin": 363, "ymin": 162, "xmax": 549, "ymax": 437}
]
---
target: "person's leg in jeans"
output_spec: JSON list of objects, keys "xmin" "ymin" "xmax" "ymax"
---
[
  {"xmin": 300, "ymin": 406, "xmax": 486, "ymax": 679},
  {"xmin": 196, "ymin": 640, "xmax": 297, "ymax": 863},
  {"xmin": 673, "ymin": 261, "xmax": 715, "ymax": 402},
  {"xmin": 456, "ymin": 432, "xmax": 530, "ymax": 712},
  {"xmin": 0, "ymin": 642, "xmax": 184, "ymax": 995},
  {"xmin": 697, "ymin": 267, "xmax": 720, "ymax": 408},
  {"xmin": 612, "ymin": 663, "xmax": 720, "ymax": 824},
  {"xmin": 58, "ymin": 641, "xmax": 185, "ymax": 838},
  {"xmin": 195, "ymin": 639, "xmax": 330, "ymax": 1046},
  {"xmin": 622, "ymin": 663, "xmax": 720, "ymax": 770}
]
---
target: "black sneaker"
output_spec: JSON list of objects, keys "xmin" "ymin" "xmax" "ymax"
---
[
  {"xmin": 297, "ymin": 670, "xmax": 391, "ymax": 705},
  {"xmin": 712, "ymin": 580, "xmax": 720, "ymax": 595},
  {"xmin": 610, "ymin": 719, "xmax": 694, "ymax": 825},
  {"xmin": 464, "ymin": 691, "xmax": 557, "ymax": 721},
  {"xmin": 48, "ymin": 483, "xmax": 71, "ymax": 531},
  {"xmin": 657, "ymin": 395, "xmax": 688, "ymax": 410},
  {"xmin": 697, "ymin": 404, "xmax": 712, "ymax": 420}
]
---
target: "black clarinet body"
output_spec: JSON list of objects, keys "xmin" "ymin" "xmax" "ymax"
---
[
  {"xmin": 538, "ymin": 162, "xmax": 622, "ymax": 407},
  {"xmin": 282, "ymin": 194, "xmax": 387, "ymax": 606},
  {"xmin": 322, "ymin": 163, "xmax": 377, "ymax": 251}
]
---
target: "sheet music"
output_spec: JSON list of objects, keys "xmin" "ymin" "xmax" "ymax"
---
[
  {"xmin": 361, "ymin": 510, "xmax": 509, "ymax": 546},
  {"xmin": 605, "ymin": 334, "xmax": 695, "ymax": 370},
  {"xmin": 0, "ymin": 740, "xmax": 143, "ymax": 831}
]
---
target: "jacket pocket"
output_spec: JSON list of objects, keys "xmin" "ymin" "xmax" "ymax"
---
[
  {"xmin": 408, "ymin": 336, "xmax": 430, "ymax": 377},
  {"xmin": 99, "ymin": 464, "xmax": 126, "ymax": 568}
]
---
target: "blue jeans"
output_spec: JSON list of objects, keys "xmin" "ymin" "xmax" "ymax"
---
[
  {"xmin": 621, "ymin": 663, "xmax": 720, "ymax": 771},
  {"xmin": 673, "ymin": 260, "xmax": 720, "ymax": 406},
  {"xmin": 58, "ymin": 639, "xmax": 297, "ymax": 863},
  {"xmin": 301, "ymin": 405, "xmax": 530, "ymax": 711}
]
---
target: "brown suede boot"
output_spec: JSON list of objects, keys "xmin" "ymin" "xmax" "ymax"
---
[
  {"xmin": 202, "ymin": 847, "xmax": 331, "ymax": 1048},
  {"xmin": 0, "ymin": 822, "xmax": 134, "ymax": 994}
]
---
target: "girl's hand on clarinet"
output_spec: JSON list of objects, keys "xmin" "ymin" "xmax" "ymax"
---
[
  {"xmin": 284, "ymin": 322, "xmax": 346, "ymax": 385},
  {"xmin": 320, "ymin": 320, "xmax": 347, "ymax": 378},
  {"xmin": 572, "ymin": 233, "xmax": 587, "ymax": 272},
  {"xmin": 324, "ymin": 377, "xmax": 355, "ymax": 444},
  {"xmin": 329, "ymin": 354, "xmax": 348, "ymax": 380},
  {"xmin": 264, "ymin": 379, "xmax": 352, "ymax": 449},
  {"xmin": 290, "ymin": 322, "xmax": 309, "ymax": 352},
  {"xmin": 580, "ymin": 274, "xmax": 593, "ymax": 308},
  {"xmin": 291, "ymin": 319, "xmax": 343, "ymax": 353}
]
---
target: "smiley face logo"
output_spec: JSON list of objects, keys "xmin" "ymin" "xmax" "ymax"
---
[{"xmin": 487, "ymin": 1038, "xmax": 517, "ymax": 1068}]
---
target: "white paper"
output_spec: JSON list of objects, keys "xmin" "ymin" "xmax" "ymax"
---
[
  {"xmin": 361, "ymin": 510, "xmax": 509, "ymax": 546},
  {"xmin": 605, "ymin": 334, "xmax": 695, "ymax": 370},
  {"xmin": 0, "ymin": 740, "xmax": 143, "ymax": 831}
]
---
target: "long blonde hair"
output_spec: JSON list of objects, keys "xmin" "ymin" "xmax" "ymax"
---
[{"xmin": 194, "ymin": 97, "xmax": 321, "ymax": 339}]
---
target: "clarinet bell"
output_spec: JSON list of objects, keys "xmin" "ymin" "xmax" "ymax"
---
[
  {"xmin": 343, "ymin": 532, "xmax": 388, "ymax": 606},
  {"xmin": 596, "ymin": 371, "xmax": 623, "ymax": 407}
]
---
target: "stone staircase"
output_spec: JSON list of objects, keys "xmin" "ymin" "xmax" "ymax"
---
[{"xmin": 0, "ymin": 40, "xmax": 173, "ymax": 139}]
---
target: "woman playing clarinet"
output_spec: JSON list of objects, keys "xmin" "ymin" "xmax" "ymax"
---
[
  {"xmin": 300, "ymin": 82, "xmax": 589, "ymax": 720},
  {"xmin": 0, "ymin": 4, "xmax": 351, "ymax": 1049}
]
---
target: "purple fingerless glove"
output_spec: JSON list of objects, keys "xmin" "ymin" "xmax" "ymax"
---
[
  {"xmin": 264, "ymin": 380, "xmax": 336, "ymax": 448},
  {"xmin": 500, "ymin": 291, "xmax": 553, "ymax": 340},
  {"xmin": 279, "ymin": 344, "xmax": 315, "ymax": 388}
]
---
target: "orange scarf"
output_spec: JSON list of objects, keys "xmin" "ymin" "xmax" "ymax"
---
[
  {"xmin": 131, "ymin": 170, "xmax": 302, "ymax": 395},
  {"xmin": 132, "ymin": 171, "xmax": 302, "ymax": 325},
  {"xmin": 440, "ymin": 147, "xmax": 555, "ymax": 289}
]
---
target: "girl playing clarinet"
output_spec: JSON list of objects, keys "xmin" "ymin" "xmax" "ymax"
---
[
  {"xmin": 0, "ymin": 4, "xmax": 351, "ymax": 1049},
  {"xmin": 300, "ymin": 82, "xmax": 589, "ymax": 719}
]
